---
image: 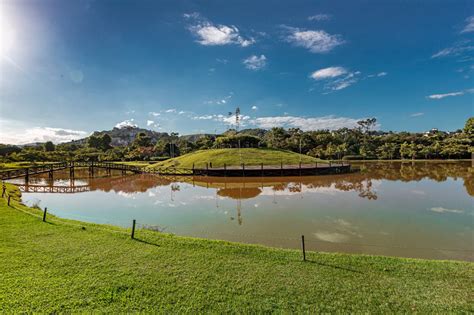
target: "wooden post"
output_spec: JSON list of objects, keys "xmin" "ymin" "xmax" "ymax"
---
[
  {"xmin": 299, "ymin": 162, "xmax": 302, "ymax": 176},
  {"xmin": 281, "ymin": 162, "xmax": 283, "ymax": 176},
  {"xmin": 1, "ymin": 185, "xmax": 5, "ymax": 198},
  {"xmin": 25, "ymin": 168, "xmax": 29, "ymax": 182},
  {"xmin": 224, "ymin": 163, "xmax": 227, "ymax": 177},
  {"xmin": 131, "ymin": 219, "xmax": 136, "ymax": 239},
  {"xmin": 43, "ymin": 207, "xmax": 47, "ymax": 222},
  {"xmin": 7, "ymin": 195, "xmax": 11, "ymax": 206},
  {"xmin": 261, "ymin": 163, "xmax": 264, "ymax": 177},
  {"xmin": 301, "ymin": 235, "xmax": 306, "ymax": 261}
]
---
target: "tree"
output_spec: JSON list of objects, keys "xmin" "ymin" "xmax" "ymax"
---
[
  {"xmin": 132, "ymin": 132, "xmax": 152, "ymax": 147},
  {"xmin": 418, "ymin": 144, "xmax": 434, "ymax": 159},
  {"xmin": 195, "ymin": 136, "xmax": 214, "ymax": 150},
  {"xmin": 335, "ymin": 143, "xmax": 348, "ymax": 160},
  {"xmin": 265, "ymin": 127, "xmax": 287, "ymax": 149},
  {"xmin": 100, "ymin": 134, "xmax": 112, "ymax": 150},
  {"xmin": 464, "ymin": 117, "xmax": 474, "ymax": 138},
  {"xmin": 87, "ymin": 135, "xmax": 101, "ymax": 149},
  {"xmin": 376, "ymin": 143, "xmax": 398, "ymax": 159},
  {"xmin": 357, "ymin": 118, "xmax": 377, "ymax": 134},
  {"xmin": 400, "ymin": 142, "xmax": 417, "ymax": 159},
  {"xmin": 43, "ymin": 141, "xmax": 55, "ymax": 152}
]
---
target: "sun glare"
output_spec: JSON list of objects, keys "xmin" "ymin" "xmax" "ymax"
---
[{"xmin": 0, "ymin": 5, "xmax": 17, "ymax": 58}]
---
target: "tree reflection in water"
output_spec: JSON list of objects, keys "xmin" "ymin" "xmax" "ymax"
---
[{"xmin": 11, "ymin": 161, "xmax": 472, "ymax": 200}]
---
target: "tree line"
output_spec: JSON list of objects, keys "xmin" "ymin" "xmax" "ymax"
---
[{"xmin": 1, "ymin": 117, "xmax": 472, "ymax": 162}]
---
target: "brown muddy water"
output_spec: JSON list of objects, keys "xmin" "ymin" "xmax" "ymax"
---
[{"xmin": 8, "ymin": 161, "xmax": 473, "ymax": 261}]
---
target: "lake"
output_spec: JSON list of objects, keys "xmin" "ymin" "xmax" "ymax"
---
[{"xmin": 9, "ymin": 161, "xmax": 473, "ymax": 261}]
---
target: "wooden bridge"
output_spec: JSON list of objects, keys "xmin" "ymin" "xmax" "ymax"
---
[
  {"xmin": 190, "ymin": 162, "xmax": 352, "ymax": 177},
  {"xmin": 0, "ymin": 162, "xmax": 144, "ymax": 181},
  {"xmin": 1, "ymin": 161, "xmax": 353, "ymax": 180},
  {"xmin": 16, "ymin": 184, "xmax": 91, "ymax": 193}
]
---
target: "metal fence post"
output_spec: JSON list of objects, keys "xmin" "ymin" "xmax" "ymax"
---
[
  {"xmin": 301, "ymin": 235, "xmax": 306, "ymax": 261},
  {"xmin": 131, "ymin": 219, "xmax": 136, "ymax": 239}
]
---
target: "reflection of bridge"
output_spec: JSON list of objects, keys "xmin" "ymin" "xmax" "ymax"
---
[
  {"xmin": 0, "ymin": 162, "xmax": 144, "ymax": 181},
  {"xmin": 16, "ymin": 184, "xmax": 90, "ymax": 193}
]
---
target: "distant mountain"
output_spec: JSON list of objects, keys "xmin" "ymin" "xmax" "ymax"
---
[
  {"xmin": 6, "ymin": 126, "xmax": 269, "ymax": 148},
  {"xmin": 89, "ymin": 126, "xmax": 170, "ymax": 146}
]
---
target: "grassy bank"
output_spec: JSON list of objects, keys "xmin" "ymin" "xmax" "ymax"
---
[
  {"xmin": 0, "ymin": 184, "xmax": 472, "ymax": 312},
  {"xmin": 149, "ymin": 148, "xmax": 324, "ymax": 169}
]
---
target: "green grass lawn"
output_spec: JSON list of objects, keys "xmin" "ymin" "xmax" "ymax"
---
[
  {"xmin": 149, "ymin": 148, "xmax": 325, "ymax": 169},
  {"xmin": 0, "ymin": 183, "xmax": 472, "ymax": 312}
]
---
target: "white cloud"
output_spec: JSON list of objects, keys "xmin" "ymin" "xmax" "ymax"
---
[
  {"xmin": 165, "ymin": 108, "xmax": 176, "ymax": 113},
  {"xmin": 313, "ymin": 232, "xmax": 349, "ymax": 243},
  {"xmin": 251, "ymin": 115, "xmax": 367, "ymax": 131},
  {"xmin": 0, "ymin": 126, "xmax": 88, "ymax": 145},
  {"xmin": 310, "ymin": 66, "xmax": 347, "ymax": 80},
  {"xmin": 430, "ymin": 207, "xmax": 464, "ymax": 214},
  {"xmin": 146, "ymin": 120, "xmax": 154, "ymax": 126},
  {"xmin": 410, "ymin": 112, "xmax": 424, "ymax": 117},
  {"xmin": 251, "ymin": 105, "xmax": 258, "ymax": 111},
  {"xmin": 243, "ymin": 54, "xmax": 267, "ymax": 70},
  {"xmin": 185, "ymin": 13, "xmax": 254, "ymax": 47},
  {"xmin": 431, "ymin": 41, "xmax": 474, "ymax": 58},
  {"xmin": 311, "ymin": 68, "xmax": 386, "ymax": 92},
  {"xmin": 427, "ymin": 91, "xmax": 465, "ymax": 99},
  {"xmin": 461, "ymin": 16, "xmax": 474, "ymax": 33},
  {"xmin": 323, "ymin": 71, "xmax": 360, "ymax": 91},
  {"xmin": 193, "ymin": 115, "xmax": 214, "ymax": 120},
  {"xmin": 284, "ymin": 26, "xmax": 344, "ymax": 53},
  {"xmin": 149, "ymin": 112, "xmax": 160, "ymax": 117},
  {"xmin": 216, "ymin": 58, "xmax": 228, "ymax": 64},
  {"xmin": 205, "ymin": 93, "xmax": 233, "ymax": 105},
  {"xmin": 115, "ymin": 119, "xmax": 137, "ymax": 129},
  {"xmin": 220, "ymin": 114, "xmax": 251, "ymax": 126},
  {"xmin": 308, "ymin": 14, "xmax": 331, "ymax": 22}
]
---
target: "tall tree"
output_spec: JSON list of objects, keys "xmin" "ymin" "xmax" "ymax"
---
[{"xmin": 44, "ymin": 141, "xmax": 55, "ymax": 152}]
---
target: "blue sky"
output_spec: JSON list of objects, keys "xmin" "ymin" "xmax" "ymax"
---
[{"xmin": 0, "ymin": 0, "xmax": 473, "ymax": 144}]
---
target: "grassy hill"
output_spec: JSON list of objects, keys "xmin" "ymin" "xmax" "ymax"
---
[
  {"xmin": 0, "ymin": 183, "xmax": 472, "ymax": 312},
  {"xmin": 148, "ymin": 148, "xmax": 324, "ymax": 169}
]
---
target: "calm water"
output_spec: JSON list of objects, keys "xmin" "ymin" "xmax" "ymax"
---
[{"xmin": 9, "ymin": 161, "xmax": 474, "ymax": 261}]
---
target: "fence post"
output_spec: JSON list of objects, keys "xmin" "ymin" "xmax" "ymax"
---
[
  {"xmin": 1, "ymin": 185, "xmax": 5, "ymax": 198},
  {"xmin": 131, "ymin": 219, "xmax": 136, "ymax": 239},
  {"xmin": 7, "ymin": 195, "xmax": 11, "ymax": 206},
  {"xmin": 301, "ymin": 235, "xmax": 306, "ymax": 261},
  {"xmin": 43, "ymin": 207, "xmax": 47, "ymax": 222},
  {"xmin": 224, "ymin": 163, "xmax": 227, "ymax": 177}
]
